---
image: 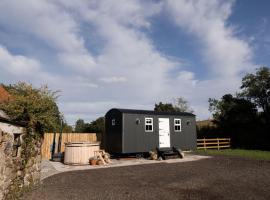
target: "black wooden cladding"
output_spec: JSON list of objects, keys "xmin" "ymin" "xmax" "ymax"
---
[{"xmin": 104, "ymin": 108, "xmax": 197, "ymax": 154}]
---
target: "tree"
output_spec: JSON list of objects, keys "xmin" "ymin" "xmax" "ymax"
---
[
  {"xmin": 209, "ymin": 94, "xmax": 258, "ymax": 124},
  {"xmin": 75, "ymin": 119, "xmax": 85, "ymax": 132},
  {"xmin": 208, "ymin": 94, "xmax": 258, "ymax": 149},
  {"xmin": 62, "ymin": 121, "xmax": 73, "ymax": 133},
  {"xmin": 240, "ymin": 67, "xmax": 270, "ymax": 114},
  {"xmin": 154, "ymin": 102, "xmax": 175, "ymax": 112},
  {"xmin": 85, "ymin": 117, "xmax": 105, "ymax": 134},
  {"xmin": 207, "ymin": 67, "xmax": 270, "ymax": 150},
  {"xmin": 154, "ymin": 97, "xmax": 193, "ymax": 113},
  {"xmin": 0, "ymin": 82, "xmax": 61, "ymax": 134},
  {"xmin": 0, "ymin": 82, "xmax": 63, "ymax": 174},
  {"xmin": 173, "ymin": 97, "xmax": 194, "ymax": 113}
]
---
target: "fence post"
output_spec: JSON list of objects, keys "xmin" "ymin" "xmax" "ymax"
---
[
  {"xmin": 203, "ymin": 138, "xmax": 206, "ymax": 150},
  {"xmin": 217, "ymin": 138, "xmax": 220, "ymax": 150}
]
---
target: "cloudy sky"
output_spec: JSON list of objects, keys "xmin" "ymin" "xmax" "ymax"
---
[{"xmin": 0, "ymin": 0, "xmax": 270, "ymax": 124}]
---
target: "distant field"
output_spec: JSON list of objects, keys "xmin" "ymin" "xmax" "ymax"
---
[{"xmin": 196, "ymin": 149, "xmax": 270, "ymax": 161}]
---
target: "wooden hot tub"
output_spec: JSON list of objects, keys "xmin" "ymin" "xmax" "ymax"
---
[{"xmin": 64, "ymin": 142, "xmax": 100, "ymax": 165}]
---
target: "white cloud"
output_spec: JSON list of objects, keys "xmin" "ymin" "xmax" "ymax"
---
[
  {"xmin": 0, "ymin": 0, "xmax": 256, "ymax": 123},
  {"xmin": 165, "ymin": 0, "xmax": 253, "ymax": 77},
  {"xmin": 0, "ymin": 0, "xmax": 96, "ymax": 72},
  {"xmin": 0, "ymin": 45, "xmax": 40, "ymax": 75},
  {"xmin": 99, "ymin": 77, "xmax": 127, "ymax": 83}
]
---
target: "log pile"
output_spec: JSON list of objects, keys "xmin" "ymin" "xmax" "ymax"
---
[{"xmin": 90, "ymin": 150, "xmax": 111, "ymax": 165}]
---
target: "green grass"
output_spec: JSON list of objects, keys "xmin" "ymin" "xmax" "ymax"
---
[{"xmin": 195, "ymin": 149, "xmax": 270, "ymax": 161}]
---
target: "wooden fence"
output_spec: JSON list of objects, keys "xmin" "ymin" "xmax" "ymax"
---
[
  {"xmin": 41, "ymin": 133, "xmax": 98, "ymax": 160},
  {"xmin": 197, "ymin": 138, "xmax": 231, "ymax": 150}
]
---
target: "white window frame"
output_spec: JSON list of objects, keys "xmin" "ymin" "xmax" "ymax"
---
[
  {"xmin": 174, "ymin": 118, "xmax": 181, "ymax": 132},
  {"xmin": 112, "ymin": 119, "xmax": 115, "ymax": 126},
  {"xmin": 145, "ymin": 117, "xmax": 153, "ymax": 132}
]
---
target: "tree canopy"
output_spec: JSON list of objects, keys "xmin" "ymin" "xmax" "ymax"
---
[
  {"xmin": 154, "ymin": 97, "xmax": 193, "ymax": 113},
  {"xmin": 85, "ymin": 117, "xmax": 105, "ymax": 134},
  {"xmin": 240, "ymin": 67, "xmax": 270, "ymax": 114},
  {"xmin": 74, "ymin": 117, "xmax": 105, "ymax": 134},
  {"xmin": 74, "ymin": 119, "xmax": 86, "ymax": 132},
  {"xmin": 206, "ymin": 67, "xmax": 270, "ymax": 150},
  {"xmin": 0, "ymin": 82, "xmax": 61, "ymax": 134}
]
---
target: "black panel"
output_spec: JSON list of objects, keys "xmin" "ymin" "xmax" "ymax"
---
[
  {"xmin": 104, "ymin": 109, "xmax": 123, "ymax": 153},
  {"xmin": 105, "ymin": 108, "xmax": 197, "ymax": 154}
]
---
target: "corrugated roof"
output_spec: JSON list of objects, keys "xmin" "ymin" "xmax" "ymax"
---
[{"xmin": 110, "ymin": 108, "xmax": 195, "ymax": 116}]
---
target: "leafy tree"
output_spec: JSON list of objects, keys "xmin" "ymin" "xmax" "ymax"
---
[
  {"xmin": 208, "ymin": 94, "xmax": 258, "ymax": 148},
  {"xmin": 240, "ymin": 67, "xmax": 270, "ymax": 114},
  {"xmin": 62, "ymin": 121, "xmax": 73, "ymax": 133},
  {"xmin": 173, "ymin": 97, "xmax": 194, "ymax": 113},
  {"xmin": 75, "ymin": 119, "xmax": 85, "ymax": 132},
  {"xmin": 154, "ymin": 102, "xmax": 175, "ymax": 112},
  {"xmin": 155, "ymin": 97, "xmax": 193, "ymax": 113},
  {"xmin": 206, "ymin": 67, "xmax": 270, "ymax": 150},
  {"xmin": 74, "ymin": 117, "xmax": 104, "ymax": 142},
  {"xmin": 209, "ymin": 94, "xmax": 258, "ymax": 125},
  {"xmin": 85, "ymin": 117, "xmax": 105, "ymax": 134},
  {"xmin": 0, "ymin": 82, "xmax": 61, "ymax": 134}
]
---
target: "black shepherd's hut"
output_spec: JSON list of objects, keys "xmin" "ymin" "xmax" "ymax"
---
[{"xmin": 104, "ymin": 108, "xmax": 196, "ymax": 155}]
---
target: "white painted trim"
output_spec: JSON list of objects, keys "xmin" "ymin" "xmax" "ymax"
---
[
  {"xmin": 145, "ymin": 117, "xmax": 153, "ymax": 132},
  {"xmin": 174, "ymin": 118, "xmax": 181, "ymax": 132}
]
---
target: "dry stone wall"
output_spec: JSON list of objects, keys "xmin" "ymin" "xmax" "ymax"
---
[{"xmin": 0, "ymin": 129, "xmax": 42, "ymax": 200}]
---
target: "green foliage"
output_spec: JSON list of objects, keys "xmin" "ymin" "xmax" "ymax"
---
[
  {"xmin": 62, "ymin": 122, "xmax": 73, "ymax": 133},
  {"xmin": 240, "ymin": 67, "xmax": 270, "ymax": 114},
  {"xmin": 75, "ymin": 119, "xmax": 85, "ymax": 132},
  {"xmin": 196, "ymin": 149, "xmax": 270, "ymax": 161},
  {"xmin": 85, "ymin": 117, "xmax": 105, "ymax": 134},
  {"xmin": 173, "ymin": 97, "xmax": 194, "ymax": 113},
  {"xmin": 0, "ymin": 82, "xmax": 61, "ymax": 134},
  {"xmin": 154, "ymin": 97, "xmax": 193, "ymax": 113},
  {"xmin": 207, "ymin": 67, "xmax": 270, "ymax": 150},
  {"xmin": 74, "ymin": 117, "xmax": 105, "ymax": 134},
  {"xmin": 154, "ymin": 102, "xmax": 175, "ymax": 112},
  {"xmin": 209, "ymin": 94, "xmax": 257, "ymax": 124}
]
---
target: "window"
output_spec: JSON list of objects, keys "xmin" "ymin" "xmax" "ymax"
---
[
  {"xmin": 112, "ymin": 119, "xmax": 115, "ymax": 126},
  {"xmin": 174, "ymin": 118, "xmax": 181, "ymax": 132},
  {"xmin": 145, "ymin": 118, "xmax": 153, "ymax": 132}
]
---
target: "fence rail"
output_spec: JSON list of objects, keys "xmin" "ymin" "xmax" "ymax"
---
[
  {"xmin": 41, "ymin": 133, "xmax": 97, "ymax": 160},
  {"xmin": 197, "ymin": 138, "xmax": 231, "ymax": 150}
]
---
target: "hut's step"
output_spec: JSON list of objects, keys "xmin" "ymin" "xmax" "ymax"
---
[{"xmin": 157, "ymin": 147, "xmax": 183, "ymax": 160}]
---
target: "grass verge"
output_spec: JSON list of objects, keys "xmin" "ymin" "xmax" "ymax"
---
[{"xmin": 195, "ymin": 149, "xmax": 270, "ymax": 161}]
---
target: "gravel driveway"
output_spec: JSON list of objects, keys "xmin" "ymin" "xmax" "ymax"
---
[{"xmin": 23, "ymin": 155, "xmax": 270, "ymax": 200}]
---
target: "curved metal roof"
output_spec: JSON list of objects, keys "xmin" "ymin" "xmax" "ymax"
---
[{"xmin": 108, "ymin": 108, "xmax": 195, "ymax": 116}]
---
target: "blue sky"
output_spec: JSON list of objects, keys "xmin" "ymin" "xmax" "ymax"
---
[{"xmin": 0, "ymin": 0, "xmax": 269, "ymax": 125}]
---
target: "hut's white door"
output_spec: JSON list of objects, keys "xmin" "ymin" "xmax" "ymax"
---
[{"xmin": 158, "ymin": 118, "xmax": 170, "ymax": 148}]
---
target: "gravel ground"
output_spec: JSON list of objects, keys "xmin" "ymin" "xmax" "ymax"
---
[{"xmin": 23, "ymin": 155, "xmax": 270, "ymax": 200}]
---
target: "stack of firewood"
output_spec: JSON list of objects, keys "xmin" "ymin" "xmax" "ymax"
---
[
  {"xmin": 94, "ymin": 150, "xmax": 111, "ymax": 165},
  {"xmin": 149, "ymin": 151, "xmax": 158, "ymax": 160}
]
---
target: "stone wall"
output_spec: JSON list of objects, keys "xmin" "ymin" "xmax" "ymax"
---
[{"xmin": 0, "ymin": 128, "xmax": 42, "ymax": 200}]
